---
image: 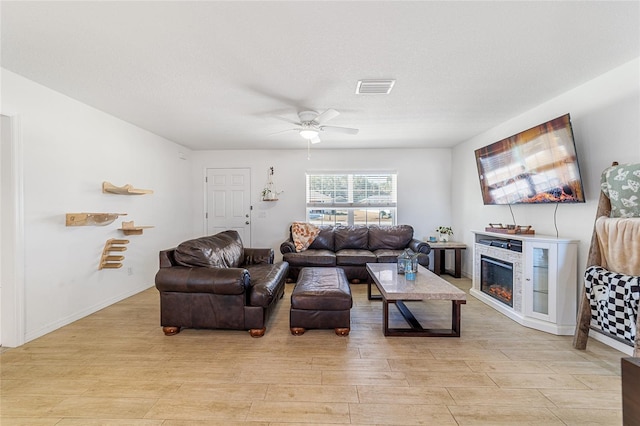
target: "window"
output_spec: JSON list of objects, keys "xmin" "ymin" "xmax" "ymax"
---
[{"xmin": 306, "ymin": 172, "xmax": 397, "ymax": 226}]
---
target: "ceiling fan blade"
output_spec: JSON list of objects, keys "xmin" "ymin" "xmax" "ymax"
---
[
  {"xmin": 320, "ymin": 125, "xmax": 359, "ymax": 135},
  {"xmin": 272, "ymin": 116, "xmax": 302, "ymax": 126},
  {"xmin": 268, "ymin": 128, "xmax": 301, "ymax": 136},
  {"xmin": 314, "ymin": 108, "xmax": 340, "ymax": 124},
  {"xmin": 311, "ymin": 136, "xmax": 322, "ymax": 144}
]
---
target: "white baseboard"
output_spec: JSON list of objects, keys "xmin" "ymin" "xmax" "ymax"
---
[{"xmin": 588, "ymin": 330, "xmax": 634, "ymax": 356}]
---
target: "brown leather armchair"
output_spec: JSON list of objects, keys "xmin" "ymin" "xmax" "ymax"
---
[{"xmin": 155, "ymin": 230, "xmax": 289, "ymax": 337}]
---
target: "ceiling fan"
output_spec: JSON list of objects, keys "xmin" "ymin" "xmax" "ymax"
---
[{"xmin": 272, "ymin": 109, "xmax": 359, "ymax": 144}]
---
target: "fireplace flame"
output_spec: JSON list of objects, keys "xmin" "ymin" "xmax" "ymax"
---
[{"xmin": 488, "ymin": 284, "xmax": 513, "ymax": 303}]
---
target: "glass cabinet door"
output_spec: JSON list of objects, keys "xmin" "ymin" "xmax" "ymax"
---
[
  {"xmin": 531, "ymin": 246, "xmax": 549, "ymax": 315},
  {"xmin": 525, "ymin": 241, "xmax": 556, "ymax": 323}
]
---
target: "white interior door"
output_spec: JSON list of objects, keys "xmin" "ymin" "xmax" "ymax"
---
[{"xmin": 206, "ymin": 168, "xmax": 251, "ymax": 244}]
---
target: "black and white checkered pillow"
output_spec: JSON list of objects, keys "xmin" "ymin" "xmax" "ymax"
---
[{"xmin": 584, "ymin": 265, "xmax": 639, "ymax": 344}]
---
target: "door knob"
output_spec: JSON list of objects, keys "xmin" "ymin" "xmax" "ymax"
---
[
  {"xmin": 246, "ymin": 214, "xmax": 249, "ymax": 218},
  {"xmin": 245, "ymin": 221, "xmax": 250, "ymax": 225}
]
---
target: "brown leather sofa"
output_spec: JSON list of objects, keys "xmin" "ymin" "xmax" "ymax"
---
[
  {"xmin": 155, "ymin": 230, "xmax": 289, "ymax": 337},
  {"xmin": 280, "ymin": 224, "xmax": 430, "ymax": 282}
]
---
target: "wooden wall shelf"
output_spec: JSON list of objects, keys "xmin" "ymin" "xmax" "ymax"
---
[
  {"xmin": 102, "ymin": 181, "xmax": 153, "ymax": 195},
  {"xmin": 66, "ymin": 212, "xmax": 127, "ymax": 226},
  {"xmin": 99, "ymin": 239, "xmax": 129, "ymax": 269},
  {"xmin": 119, "ymin": 221, "xmax": 154, "ymax": 235}
]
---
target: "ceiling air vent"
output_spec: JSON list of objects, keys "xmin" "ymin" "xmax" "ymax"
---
[{"xmin": 356, "ymin": 79, "xmax": 396, "ymax": 95}]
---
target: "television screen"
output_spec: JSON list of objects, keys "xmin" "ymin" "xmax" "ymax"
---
[{"xmin": 474, "ymin": 114, "xmax": 585, "ymax": 205}]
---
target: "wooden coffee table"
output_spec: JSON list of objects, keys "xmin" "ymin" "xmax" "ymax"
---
[{"xmin": 366, "ymin": 263, "xmax": 467, "ymax": 337}]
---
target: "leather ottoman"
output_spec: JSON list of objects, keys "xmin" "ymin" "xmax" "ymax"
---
[{"xmin": 290, "ymin": 267, "xmax": 352, "ymax": 336}]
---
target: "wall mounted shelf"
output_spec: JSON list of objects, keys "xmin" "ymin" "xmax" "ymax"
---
[
  {"xmin": 66, "ymin": 212, "xmax": 127, "ymax": 226},
  {"xmin": 99, "ymin": 239, "xmax": 129, "ymax": 269},
  {"xmin": 119, "ymin": 220, "xmax": 154, "ymax": 235},
  {"xmin": 102, "ymin": 181, "xmax": 153, "ymax": 195}
]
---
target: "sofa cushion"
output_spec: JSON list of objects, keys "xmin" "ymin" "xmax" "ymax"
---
[
  {"xmin": 334, "ymin": 225, "xmax": 369, "ymax": 251},
  {"xmin": 246, "ymin": 262, "xmax": 289, "ymax": 307},
  {"xmin": 336, "ymin": 249, "xmax": 377, "ymax": 266},
  {"xmin": 174, "ymin": 230, "xmax": 244, "ymax": 268},
  {"xmin": 292, "ymin": 222, "xmax": 321, "ymax": 252},
  {"xmin": 283, "ymin": 249, "xmax": 337, "ymax": 267},
  {"xmin": 308, "ymin": 225, "xmax": 335, "ymax": 251},
  {"xmin": 291, "ymin": 268, "xmax": 352, "ymax": 311},
  {"xmin": 155, "ymin": 266, "xmax": 250, "ymax": 295},
  {"xmin": 368, "ymin": 225, "xmax": 414, "ymax": 250}
]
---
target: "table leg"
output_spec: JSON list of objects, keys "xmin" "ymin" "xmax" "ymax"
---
[
  {"xmin": 451, "ymin": 299, "xmax": 466, "ymax": 335},
  {"xmin": 367, "ymin": 280, "xmax": 381, "ymax": 300},
  {"xmin": 435, "ymin": 247, "xmax": 465, "ymax": 278},
  {"xmin": 433, "ymin": 249, "xmax": 443, "ymax": 275},
  {"xmin": 453, "ymin": 248, "xmax": 462, "ymax": 278},
  {"xmin": 382, "ymin": 298, "xmax": 466, "ymax": 337},
  {"xmin": 383, "ymin": 299, "xmax": 389, "ymax": 336}
]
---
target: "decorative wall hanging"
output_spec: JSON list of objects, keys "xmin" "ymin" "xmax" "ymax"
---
[{"xmin": 261, "ymin": 166, "xmax": 283, "ymax": 201}]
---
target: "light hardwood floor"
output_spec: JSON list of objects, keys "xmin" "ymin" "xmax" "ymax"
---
[{"xmin": 0, "ymin": 276, "xmax": 625, "ymax": 425}]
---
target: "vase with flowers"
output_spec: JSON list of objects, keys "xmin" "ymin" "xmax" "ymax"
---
[{"xmin": 436, "ymin": 226, "xmax": 453, "ymax": 242}]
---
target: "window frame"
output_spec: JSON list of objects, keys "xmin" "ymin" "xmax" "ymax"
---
[{"xmin": 305, "ymin": 171, "xmax": 397, "ymax": 226}]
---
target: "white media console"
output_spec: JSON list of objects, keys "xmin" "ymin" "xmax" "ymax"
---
[{"xmin": 471, "ymin": 230, "xmax": 578, "ymax": 335}]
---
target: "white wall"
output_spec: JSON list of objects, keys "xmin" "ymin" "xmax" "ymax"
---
[
  {"xmin": 0, "ymin": 115, "xmax": 7, "ymax": 344},
  {"xmin": 191, "ymin": 148, "xmax": 452, "ymax": 259},
  {"xmin": 452, "ymin": 57, "xmax": 640, "ymax": 278},
  {"xmin": 1, "ymin": 69, "xmax": 194, "ymax": 344}
]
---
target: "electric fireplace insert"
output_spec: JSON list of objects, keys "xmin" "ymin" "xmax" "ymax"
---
[{"xmin": 480, "ymin": 255, "xmax": 514, "ymax": 307}]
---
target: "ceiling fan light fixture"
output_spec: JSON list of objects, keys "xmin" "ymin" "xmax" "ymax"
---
[{"xmin": 299, "ymin": 129, "xmax": 319, "ymax": 140}]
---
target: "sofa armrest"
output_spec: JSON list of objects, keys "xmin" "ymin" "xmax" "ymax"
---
[
  {"xmin": 155, "ymin": 266, "xmax": 250, "ymax": 295},
  {"xmin": 243, "ymin": 248, "xmax": 274, "ymax": 265},
  {"xmin": 408, "ymin": 239, "xmax": 431, "ymax": 255},
  {"xmin": 159, "ymin": 248, "xmax": 177, "ymax": 268},
  {"xmin": 280, "ymin": 240, "xmax": 296, "ymax": 254}
]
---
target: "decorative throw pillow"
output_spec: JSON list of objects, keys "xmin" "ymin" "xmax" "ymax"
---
[
  {"xmin": 601, "ymin": 163, "xmax": 640, "ymax": 218},
  {"xmin": 291, "ymin": 222, "xmax": 320, "ymax": 252}
]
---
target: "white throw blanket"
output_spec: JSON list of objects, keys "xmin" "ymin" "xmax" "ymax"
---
[{"xmin": 595, "ymin": 216, "xmax": 640, "ymax": 276}]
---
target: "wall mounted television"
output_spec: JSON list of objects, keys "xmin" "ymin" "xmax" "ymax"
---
[{"xmin": 474, "ymin": 113, "xmax": 585, "ymax": 205}]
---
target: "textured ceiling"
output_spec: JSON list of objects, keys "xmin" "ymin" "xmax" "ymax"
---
[{"xmin": 2, "ymin": 1, "xmax": 639, "ymax": 150}]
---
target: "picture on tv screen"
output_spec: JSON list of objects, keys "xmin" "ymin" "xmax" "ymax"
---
[{"xmin": 474, "ymin": 114, "xmax": 585, "ymax": 205}]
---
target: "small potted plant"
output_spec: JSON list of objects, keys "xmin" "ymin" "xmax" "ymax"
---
[
  {"xmin": 436, "ymin": 226, "xmax": 453, "ymax": 242},
  {"xmin": 261, "ymin": 187, "xmax": 275, "ymax": 201}
]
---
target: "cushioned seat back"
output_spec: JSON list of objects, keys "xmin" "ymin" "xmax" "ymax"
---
[
  {"xmin": 334, "ymin": 225, "xmax": 369, "ymax": 251},
  {"xmin": 308, "ymin": 225, "xmax": 335, "ymax": 251},
  {"xmin": 368, "ymin": 225, "xmax": 414, "ymax": 250},
  {"xmin": 174, "ymin": 230, "xmax": 244, "ymax": 268}
]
